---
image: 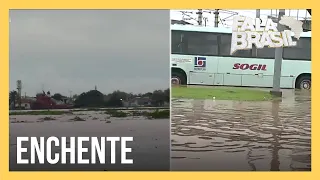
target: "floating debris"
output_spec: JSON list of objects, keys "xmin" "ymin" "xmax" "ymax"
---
[
  {"xmin": 40, "ymin": 116, "xmax": 56, "ymax": 121},
  {"xmin": 11, "ymin": 120, "xmax": 27, "ymax": 123},
  {"xmin": 69, "ymin": 116, "xmax": 86, "ymax": 121}
]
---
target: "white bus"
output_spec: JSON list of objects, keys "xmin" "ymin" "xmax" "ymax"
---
[{"xmin": 171, "ymin": 24, "xmax": 311, "ymax": 90}]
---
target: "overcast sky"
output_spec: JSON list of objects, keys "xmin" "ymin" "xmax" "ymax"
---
[
  {"xmin": 171, "ymin": 9, "xmax": 311, "ymax": 27},
  {"xmin": 9, "ymin": 10, "xmax": 170, "ymax": 96}
]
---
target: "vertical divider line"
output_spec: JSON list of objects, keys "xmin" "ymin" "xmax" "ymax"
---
[{"xmin": 168, "ymin": 9, "xmax": 172, "ymax": 171}]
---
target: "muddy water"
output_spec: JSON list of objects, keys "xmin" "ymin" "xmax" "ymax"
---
[
  {"xmin": 171, "ymin": 89, "xmax": 311, "ymax": 171},
  {"xmin": 9, "ymin": 111, "xmax": 170, "ymax": 171}
]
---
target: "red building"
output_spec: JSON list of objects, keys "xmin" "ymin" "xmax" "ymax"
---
[{"xmin": 30, "ymin": 92, "xmax": 73, "ymax": 110}]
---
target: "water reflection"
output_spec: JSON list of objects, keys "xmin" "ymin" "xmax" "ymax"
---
[
  {"xmin": 271, "ymin": 100, "xmax": 281, "ymax": 171},
  {"xmin": 171, "ymin": 90, "xmax": 311, "ymax": 171}
]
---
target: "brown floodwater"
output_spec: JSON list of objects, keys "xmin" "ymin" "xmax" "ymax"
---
[
  {"xmin": 9, "ymin": 111, "xmax": 170, "ymax": 171},
  {"xmin": 171, "ymin": 89, "xmax": 311, "ymax": 171}
]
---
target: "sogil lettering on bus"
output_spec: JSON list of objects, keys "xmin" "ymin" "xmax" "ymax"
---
[
  {"xmin": 233, "ymin": 63, "xmax": 267, "ymax": 71},
  {"xmin": 194, "ymin": 57, "xmax": 206, "ymax": 71}
]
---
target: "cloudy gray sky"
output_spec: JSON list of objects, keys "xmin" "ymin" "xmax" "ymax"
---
[{"xmin": 10, "ymin": 10, "xmax": 170, "ymax": 96}]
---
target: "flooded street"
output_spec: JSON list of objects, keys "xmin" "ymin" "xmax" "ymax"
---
[
  {"xmin": 10, "ymin": 111, "xmax": 170, "ymax": 171},
  {"xmin": 171, "ymin": 89, "xmax": 311, "ymax": 171}
]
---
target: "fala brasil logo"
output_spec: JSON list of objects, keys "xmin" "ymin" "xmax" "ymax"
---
[{"xmin": 230, "ymin": 16, "xmax": 303, "ymax": 55}]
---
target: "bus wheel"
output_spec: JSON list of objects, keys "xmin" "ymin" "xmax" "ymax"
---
[
  {"xmin": 297, "ymin": 76, "xmax": 311, "ymax": 90},
  {"xmin": 171, "ymin": 72, "xmax": 186, "ymax": 85},
  {"xmin": 171, "ymin": 77, "xmax": 180, "ymax": 85}
]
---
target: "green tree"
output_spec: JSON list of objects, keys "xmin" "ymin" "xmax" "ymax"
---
[
  {"xmin": 164, "ymin": 88, "xmax": 170, "ymax": 102},
  {"xmin": 151, "ymin": 90, "xmax": 165, "ymax": 107},
  {"xmin": 9, "ymin": 90, "xmax": 18, "ymax": 109},
  {"xmin": 105, "ymin": 91, "xmax": 128, "ymax": 107},
  {"xmin": 143, "ymin": 92, "xmax": 153, "ymax": 98},
  {"xmin": 52, "ymin": 93, "xmax": 64, "ymax": 101},
  {"xmin": 74, "ymin": 90, "xmax": 105, "ymax": 108}
]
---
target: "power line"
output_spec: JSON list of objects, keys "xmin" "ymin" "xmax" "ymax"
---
[
  {"xmin": 172, "ymin": 9, "xmax": 311, "ymax": 28},
  {"xmin": 176, "ymin": 9, "xmax": 239, "ymax": 27}
]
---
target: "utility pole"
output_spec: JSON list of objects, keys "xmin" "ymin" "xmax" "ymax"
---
[
  {"xmin": 270, "ymin": 9, "xmax": 285, "ymax": 97},
  {"xmin": 252, "ymin": 9, "xmax": 260, "ymax": 57},
  {"xmin": 214, "ymin": 9, "xmax": 219, "ymax": 27},
  {"xmin": 196, "ymin": 9, "xmax": 203, "ymax": 25},
  {"xmin": 17, "ymin": 80, "xmax": 22, "ymax": 109}
]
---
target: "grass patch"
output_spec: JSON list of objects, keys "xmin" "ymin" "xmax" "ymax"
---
[
  {"xmin": 72, "ymin": 108, "xmax": 103, "ymax": 112},
  {"xmin": 132, "ymin": 111, "xmax": 147, "ymax": 116},
  {"xmin": 10, "ymin": 110, "xmax": 72, "ymax": 116},
  {"xmin": 84, "ymin": 108, "xmax": 102, "ymax": 111},
  {"xmin": 105, "ymin": 110, "xmax": 128, "ymax": 117},
  {"xmin": 172, "ymin": 86, "xmax": 275, "ymax": 101},
  {"xmin": 104, "ymin": 109, "xmax": 169, "ymax": 119},
  {"xmin": 145, "ymin": 110, "xmax": 170, "ymax": 119},
  {"xmin": 71, "ymin": 107, "xmax": 170, "ymax": 112}
]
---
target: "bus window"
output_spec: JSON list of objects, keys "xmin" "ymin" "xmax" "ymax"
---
[
  {"xmin": 171, "ymin": 30, "xmax": 186, "ymax": 54},
  {"xmin": 219, "ymin": 33, "xmax": 251, "ymax": 58},
  {"xmin": 234, "ymin": 49, "xmax": 253, "ymax": 58},
  {"xmin": 257, "ymin": 47, "xmax": 276, "ymax": 59},
  {"xmin": 283, "ymin": 37, "xmax": 311, "ymax": 60},
  {"xmin": 186, "ymin": 31, "xmax": 219, "ymax": 56},
  {"xmin": 218, "ymin": 33, "xmax": 231, "ymax": 56}
]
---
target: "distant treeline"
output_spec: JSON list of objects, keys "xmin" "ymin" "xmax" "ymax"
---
[
  {"xmin": 9, "ymin": 88, "xmax": 170, "ymax": 108},
  {"xmin": 72, "ymin": 89, "xmax": 170, "ymax": 108}
]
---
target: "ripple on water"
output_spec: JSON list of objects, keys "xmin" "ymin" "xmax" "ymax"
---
[{"xmin": 171, "ymin": 90, "xmax": 311, "ymax": 171}]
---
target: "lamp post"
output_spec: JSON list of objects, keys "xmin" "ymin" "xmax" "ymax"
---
[{"xmin": 270, "ymin": 9, "xmax": 285, "ymax": 97}]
